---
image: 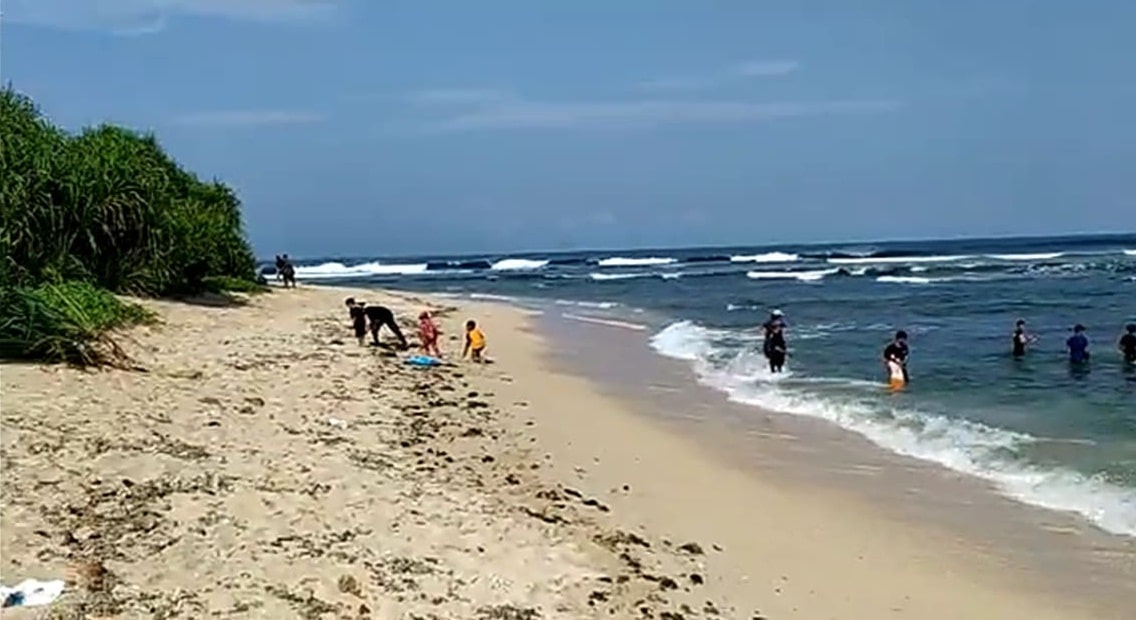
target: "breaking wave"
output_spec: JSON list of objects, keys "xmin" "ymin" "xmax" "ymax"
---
[{"xmin": 648, "ymin": 320, "xmax": 1136, "ymax": 538}]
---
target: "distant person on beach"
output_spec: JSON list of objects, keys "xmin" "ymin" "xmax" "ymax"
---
[
  {"xmin": 274, "ymin": 255, "xmax": 285, "ymax": 281},
  {"xmin": 1119, "ymin": 324, "xmax": 1136, "ymax": 364},
  {"xmin": 280, "ymin": 261, "xmax": 296, "ymax": 288},
  {"xmin": 765, "ymin": 323, "xmax": 788, "ymax": 373},
  {"xmin": 463, "ymin": 319, "xmax": 487, "ymax": 362},
  {"xmin": 418, "ymin": 311, "xmax": 443, "ymax": 357},
  {"xmin": 1011, "ymin": 319, "xmax": 1037, "ymax": 358},
  {"xmin": 345, "ymin": 298, "xmax": 408, "ymax": 349},
  {"xmin": 1066, "ymin": 324, "xmax": 1090, "ymax": 364},
  {"xmin": 883, "ymin": 330, "xmax": 910, "ymax": 390}
]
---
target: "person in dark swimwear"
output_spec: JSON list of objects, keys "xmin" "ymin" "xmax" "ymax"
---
[
  {"xmin": 1119, "ymin": 324, "xmax": 1136, "ymax": 364},
  {"xmin": 883, "ymin": 330, "xmax": 910, "ymax": 387},
  {"xmin": 274, "ymin": 255, "xmax": 286, "ymax": 281},
  {"xmin": 765, "ymin": 323, "xmax": 787, "ymax": 373},
  {"xmin": 761, "ymin": 309, "xmax": 787, "ymax": 366},
  {"xmin": 1066, "ymin": 324, "xmax": 1090, "ymax": 364},
  {"xmin": 345, "ymin": 298, "xmax": 408, "ymax": 349},
  {"xmin": 1011, "ymin": 319, "xmax": 1036, "ymax": 358}
]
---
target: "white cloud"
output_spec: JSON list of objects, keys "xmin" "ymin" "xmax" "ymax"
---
[
  {"xmin": 173, "ymin": 109, "xmax": 324, "ymax": 127},
  {"xmin": 4, "ymin": 0, "xmax": 337, "ymax": 34},
  {"xmin": 424, "ymin": 98, "xmax": 901, "ymax": 132},
  {"xmin": 638, "ymin": 59, "xmax": 800, "ymax": 92}
]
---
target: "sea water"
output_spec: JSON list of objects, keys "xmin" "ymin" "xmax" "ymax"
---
[{"xmin": 280, "ymin": 234, "xmax": 1136, "ymax": 536}]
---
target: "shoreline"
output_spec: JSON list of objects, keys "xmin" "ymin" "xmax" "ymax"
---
[
  {"xmin": 536, "ymin": 308, "xmax": 1136, "ymax": 614},
  {"xmin": 1, "ymin": 284, "xmax": 1129, "ymax": 618}
]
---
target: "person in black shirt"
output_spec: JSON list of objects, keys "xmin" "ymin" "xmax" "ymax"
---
[
  {"xmin": 345, "ymin": 298, "xmax": 408, "ymax": 349},
  {"xmin": 1119, "ymin": 324, "xmax": 1136, "ymax": 364},
  {"xmin": 1011, "ymin": 319, "xmax": 1036, "ymax": 358},
  {"xmin": 280, "ymin": 261, "xmax": 296, "ymax": 288},
  {"xmin": 346, "ymin": 297, "xmax": 368, "ymax": 345},
  {"xmin": 761, "ymin": 309, "xmax": 787, "ymax": 366},
  {"xmin": 883, "ymin": 330, "xmax": 910, "ymax": 386},
  {"xmin": 766, "ymin": 323, "xmax": 787, "ymax": 373}
]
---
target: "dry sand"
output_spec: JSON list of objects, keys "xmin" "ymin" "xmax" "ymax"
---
[{"xmin": 0, "ymin": 284, "xmax": 1117, "ymax": 618}]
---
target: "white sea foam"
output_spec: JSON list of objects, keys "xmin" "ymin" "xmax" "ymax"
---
[
  {"xmin": 746, "ymin": 268, "xmax": 837, "ymax": 282},
  {"xmin": 554, "ymin": 299, "xmax": 620, "ymax": 309},
  {"xmin": 1124, "ymin": 249, "xmax": 1136, "ymax": 257},
  {"xmin": 729, "ymin": 252, "xmax": 799, "ymax": 263},
  {"xmin": 596, "ymin": 256, "xmax": 677, "ymax": 267},
  {"xmin": 293, "ymin": 261, "xmax": 428, "ymax": 279},
  {"xmin": 491, "ymin": 258, "xmax": 549, "ymax": 271},
  {"xmin": 589, "ymin": 271, "xmax": 683, "ymax": 281},
  {"xmin": 590, "ymin": 272, "xmax": 649, "ymax": 281},
  {"xmin": 468, "ymin": 293, "xmax": 517, "ymax": 302},
  {"xmin": 987, "ymin": 252, "xmax": 1064, "ymax": 261},
  {"xmin": 827, "ymin": 254, "xmax": 971, "ymax": 265},
  {"xmin": 876, "ymin": 275, "xmax": 934, "ymax": 284},
  {"xmin": 647, "ymin": 321, "xmax": 1136, "ymax": 538}
]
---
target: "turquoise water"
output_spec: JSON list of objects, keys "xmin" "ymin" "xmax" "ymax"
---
[{"xmin": 279, "ymin": 234, "xmax": 1136, "ymax": 535}]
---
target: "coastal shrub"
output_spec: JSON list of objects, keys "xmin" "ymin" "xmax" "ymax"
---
[
  {"xmin": 0, "ymin": 282, "xmax": 153, "ymax": 366},
  {"xmin": 0, "ymin": 85, "xmax": 259, "ymax": 364}
]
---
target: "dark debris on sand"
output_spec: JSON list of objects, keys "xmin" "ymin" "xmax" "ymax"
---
[{"xmin": 4, "ymin": 300, "xmax": 766, "ymax": 620}]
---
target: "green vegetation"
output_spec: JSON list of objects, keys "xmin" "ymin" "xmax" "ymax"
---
[{"xmin": 0, "ymin": 86, "xmax": 262, "ymax": 366}]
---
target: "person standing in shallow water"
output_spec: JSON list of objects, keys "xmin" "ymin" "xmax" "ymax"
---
[
  {"xmin": 761, "ymin": 309, "xmax": 787, "ymax": 369},
  {"xmin": 1066, "ymin": 324, "xmax": 1090, "ymax": 365},
  {"xmin": 765, "ymin": 323, "xmax": 788, "ymax": 373},
  {"xmin": 883, "ymin": 330, "xmax": 910, "ymax": 390},
  {"xmin": 1011, "ymin": 319, "xmax": 1036, "ymax": 358},
  {"xmin": 1119, "ymin": 324, "xmax": 1136, "ymax": 365}
]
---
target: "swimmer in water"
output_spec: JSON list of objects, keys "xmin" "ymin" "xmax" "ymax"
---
[
  {"xmin": 1119, "ymin": 324, "xmax": 1136, "ymax": 365},
  {"xmin": 1066, "ymin": 324, "xmax": 1090, "ymax": 365},
  {"xmin": 1011, "ymin": 319, "xmax": 1037, "ymax": 358},
  {"xmin": 761, "ymin": 309, "xmax": 787, "ymax": 368},
  {"xmin": 882, "ymin": 330, "xmax": 909, "ymax": 390},
  {"xmin": 765, "ymin": 323, "xmax": 787, "ymax": 373}
]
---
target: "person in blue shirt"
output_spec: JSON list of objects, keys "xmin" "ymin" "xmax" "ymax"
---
[{"xmin": 1066, "ymin": 324, "xmax": 1090, "ymax": 364}]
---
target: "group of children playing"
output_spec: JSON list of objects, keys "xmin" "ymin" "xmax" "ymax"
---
[{"xmin": 343, "ymin": 297, "xmax": 488, "ymax": 362}]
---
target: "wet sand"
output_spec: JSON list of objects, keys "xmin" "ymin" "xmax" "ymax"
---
[
  {"xmin": 539, "ymin": 310, "xmax": 1136, "ymax": 617},
  {"xmin": 0, "ymin": 284, "xmax": 1127, "ymax": 618}
]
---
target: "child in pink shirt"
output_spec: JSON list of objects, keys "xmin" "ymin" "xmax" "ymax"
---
[{"xmin": 418, "ymin": 311, "xmax": 442, "ymax": 357}]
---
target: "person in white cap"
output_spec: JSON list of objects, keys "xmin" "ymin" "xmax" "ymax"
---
[{"xmin": 761, "ymin": 309, "xmax": 788, "ymax": 369}]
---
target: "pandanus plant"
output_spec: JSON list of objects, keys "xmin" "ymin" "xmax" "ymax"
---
[{"xmin": 0, "ymin": 86, "xmax": 258, "ymax": 364}]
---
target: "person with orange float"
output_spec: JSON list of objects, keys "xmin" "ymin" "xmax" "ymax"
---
[{"xmin": 883, "ymin": 330, "xmax": 909, "ymax": 391}]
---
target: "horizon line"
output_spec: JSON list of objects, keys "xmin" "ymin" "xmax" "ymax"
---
[{"xmin": 257, "ymin": 230, "xmax": 1136, "ymax": 263}]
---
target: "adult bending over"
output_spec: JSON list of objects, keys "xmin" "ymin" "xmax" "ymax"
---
[{"xmin": 345, "ymin": 298, "xmax": 408, "ymax": 349}]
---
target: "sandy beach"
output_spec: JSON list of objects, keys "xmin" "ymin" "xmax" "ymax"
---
[{"xmin": 0, "ymin": 285, "xmax": 1126, "ymax": 618}]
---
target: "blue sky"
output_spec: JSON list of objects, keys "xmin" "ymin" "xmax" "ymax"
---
[{"xmin": 4, "ymin": 1, "xmax": 1135, "ymax": 258}]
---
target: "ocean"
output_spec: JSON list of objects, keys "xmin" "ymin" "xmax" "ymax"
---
[{"xmin": 276, "ymin": 233, "xmax": 1136, "ymax": 537}]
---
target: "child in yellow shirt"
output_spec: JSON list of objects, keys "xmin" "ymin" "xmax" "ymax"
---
[{"xmin": 463, "ymin": 319, "xmax": 487, "ymax": 362}]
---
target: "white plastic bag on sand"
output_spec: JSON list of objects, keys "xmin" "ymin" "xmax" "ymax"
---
[{"xmin": 1, "ymin": 578, "xmax": 65, "ymax": 608}]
